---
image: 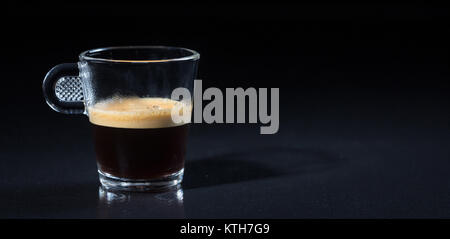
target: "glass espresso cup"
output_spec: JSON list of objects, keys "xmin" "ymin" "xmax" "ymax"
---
[{"xmin": 43, "ymin": 46, "xmax": 199, "ymax": 191}]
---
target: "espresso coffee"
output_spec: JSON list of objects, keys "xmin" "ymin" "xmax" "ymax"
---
[{"xmin": 88, "ymin": 97, "xmax": 191, "ymax": 180}]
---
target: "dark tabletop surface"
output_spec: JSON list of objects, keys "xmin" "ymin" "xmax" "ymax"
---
[{"xmin": 1, "ymin": 87, "xmax": 449, "ymax": 218}]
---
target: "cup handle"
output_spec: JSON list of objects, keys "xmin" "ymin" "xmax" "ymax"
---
[{"xmin": 42, "ymin": 63, "xmax": 85, "ymax": 114}]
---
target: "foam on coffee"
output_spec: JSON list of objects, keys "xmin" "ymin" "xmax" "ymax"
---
[{"xmin": 88, "ymin": 97, "xmax": 191, "ymax": 129}]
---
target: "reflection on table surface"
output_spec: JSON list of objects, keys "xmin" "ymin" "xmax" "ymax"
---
[{"xmin": 97, "ymin": 185, "xmax": 185, "ymax": 218}]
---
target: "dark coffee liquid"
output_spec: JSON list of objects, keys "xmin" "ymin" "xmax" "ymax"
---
[
  {"xmin": 93, "ymin": 124, "xmax": 189, "ymax": 179},
  {"xmin": 88, "ymin": 97, "xmax": 192, "ymax": 180}
]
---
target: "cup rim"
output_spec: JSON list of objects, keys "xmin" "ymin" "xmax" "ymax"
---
[{"xmin": 79, "ymin": 46, "xmax": 200, "ymax": 63}]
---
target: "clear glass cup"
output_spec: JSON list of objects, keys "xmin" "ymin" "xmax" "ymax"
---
[{"xmin": 43, "ymin": 46, "xmax": 199, "ymax": 191}]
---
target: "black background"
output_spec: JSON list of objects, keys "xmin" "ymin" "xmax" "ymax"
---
[{"xmin": 1, "ymin": 2, "xmax": 449, "ymax": 218}]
